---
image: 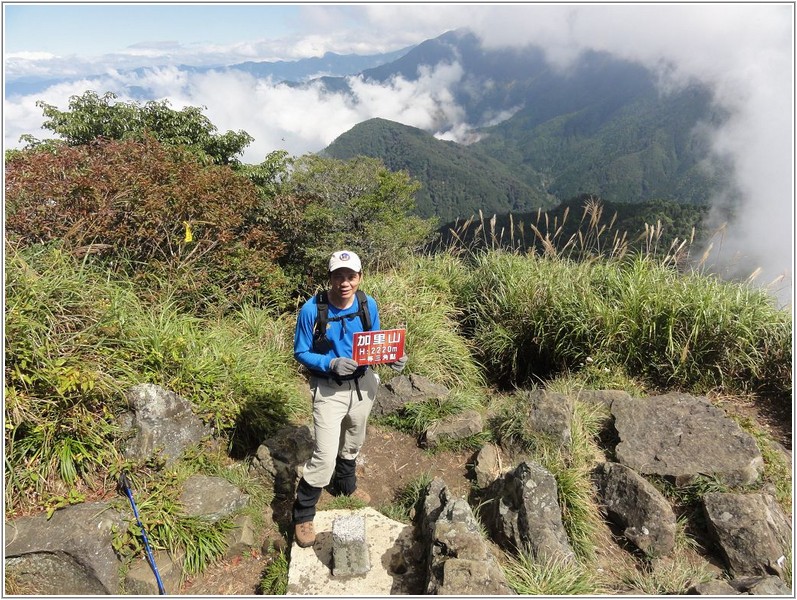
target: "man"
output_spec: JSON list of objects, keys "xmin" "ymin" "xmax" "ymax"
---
[{"xmin": 292, "ymin": 250, "xmax": 408, "ymax": 548}]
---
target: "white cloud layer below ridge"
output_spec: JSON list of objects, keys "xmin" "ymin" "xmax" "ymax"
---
[
  {"xmin": 3, "ymin": 3, "xmax": 793, "ymax": 305},
  {"xmin": 467, "ymin": 3, "xmax": 794, "ymax": 305}
]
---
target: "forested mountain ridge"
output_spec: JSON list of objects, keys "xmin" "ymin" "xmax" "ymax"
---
[
  {"xmin": 320, "ymin": 29, "xmax": 725, "ymax": 219},
  {"xmin": 321, "ymin": 118, "xmax": 557, "ymax": 222}
]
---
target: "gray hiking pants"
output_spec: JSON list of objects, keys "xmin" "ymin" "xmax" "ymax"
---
[{"xmin": 300, "ymin": 368, "xmax": 379, "ymax": 488}]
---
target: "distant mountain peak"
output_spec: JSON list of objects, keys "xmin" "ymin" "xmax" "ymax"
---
[{"xmin": 320, "ymin": 29, "xmax": 719, "ymax": 219}]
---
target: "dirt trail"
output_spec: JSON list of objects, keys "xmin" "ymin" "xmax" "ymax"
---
[{"xmin": 179, "ymin": 423, "xmax": 474, "ymax": 594}]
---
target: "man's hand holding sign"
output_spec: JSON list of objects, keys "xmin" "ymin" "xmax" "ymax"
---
[{"xmin": 353, "ymin": 328, "xmax": 407, "ymax": 371}]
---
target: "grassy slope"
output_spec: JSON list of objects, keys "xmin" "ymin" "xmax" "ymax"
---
[{"xmin": 5, "ymin": 234, "xmax": 791, "ymax": 593}]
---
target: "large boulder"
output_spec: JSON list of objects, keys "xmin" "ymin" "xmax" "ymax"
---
[
  {"xmin": 420, "ymin": 409, "xmax": 483, "ymax": 449},
  {"xmin": 5, "ymin": 502, "xmax": 127, "ymax": 594},
  {"xmin": 120, "ymin": 383, "xmax": 212, "ymax": 465},
  {"xmin": 573, "ymin": 389, "xmax": 631, "ymax": 409},
  {"xmin": 5, "ymin": 473, "xmax": 255, "ymax": 596},
  {"xmin": 702, "ymin": 492, "xmax": 792, "ymax": 577},
  {"xmin": 420, "ymin": 479, "xmax": 514, "ymax": 595},
  {"xmin": 728, "ymin": 575, "xmax": 792, "ymax": 595},
  {"xmin": 5, "ymin": 552, "xmax": 110, "ymax": 595},
  {"xmin": 179, "ymin": 474, "xmax": 250, "ymax": 522},
  {"xmin": 515, "ymin": 389, "xmax": 575, "ymax": 447},
  {"xmin": 473, "ymin": 443, "xmax": 504, "ymax": 489},
  {"xmin": 249, "ymin": 425, "xmax": 313, "ymax": 497},
  {"xmin": 484, "ymin": 461, "xmax": 575, "ymax": 563},
  {"xmin": 594, "ymin": 462, "xmax": 676, "ymax": 557},
  {"xmin": 612, "ymin": 393, "xmax": 763, "ymax": 486},
  {"xmin": 124, "ymin": 550, "xmax": 183, "ymax": 595},
  {"xmin": 373, "ymin": 374, "xmax": 450, "ymax": 418}
]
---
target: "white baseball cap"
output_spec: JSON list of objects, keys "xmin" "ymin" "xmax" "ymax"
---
[{"xmin": 329, "ymin": 250, "xmax": 362, "ymax": 273}]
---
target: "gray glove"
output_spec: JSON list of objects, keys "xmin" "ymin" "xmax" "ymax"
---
[
  {"xmin": 330, "ymin": 357, "xmax": 359, "ymax": 376},
  {"xmin": 389, "ymin": 354, "xmax": 408, "ymax": 372}
]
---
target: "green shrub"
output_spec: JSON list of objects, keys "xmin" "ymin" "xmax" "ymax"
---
[
  {"xmin": 5, "ymin": 243, "xmax": 131, "ymax": 510},
  {"xmin": 275, "ymin": 155, "xmax": 438, "ymax": 294}
]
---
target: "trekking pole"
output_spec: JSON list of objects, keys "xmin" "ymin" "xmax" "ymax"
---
[{"xmin": 117, "ymin": 471, "xmax": 167, "ymax": 595}]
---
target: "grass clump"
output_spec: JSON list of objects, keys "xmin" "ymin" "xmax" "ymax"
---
[
  {"xmin": 732, "ymin": 414, "xmax": 792, "ymax": 510},
  {"xmin": 113, "ymin": 446, "xmax": 271, "ymax": 579},
  {"xmin": 491, "ymin": 391, "xmax": 605, "ymax": 563},
  {"xmin": 457, "ymin": 248, "xmax": 790, "ymax": 403},
  {"xmin": 5, "ymin": 243, "xmax": 132, "ymax": 510},
  {"xmin": 382, "ymin": 388, "xmax": 485, "ymax": 436},
  {"xmin": 124, "ymin": 301, "xmax": 307, "ymax": 455},
  {"xmin": 259, "ymin": 549, "xmax": 289, "ymax": 595},
  {"xmin": 112, "ymin": 468, "xmax": 233, "ymax": 576},
  {"xmin": 366, "ymin": 264, "xmax": 484, "ymax": 392},
  {"xmin": 378, "ymin": 473, "xmax": 433, "ymax": 523},
  {"xmin": 617, "ymin": 550, "xmax": 714, "ymax": 594},
  {"xmin": 502, "ymin": 551, "xmax": 603, "ymax": 595}
]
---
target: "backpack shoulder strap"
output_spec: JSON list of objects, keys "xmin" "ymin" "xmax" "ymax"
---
[
  {"xmin": 355, "ymin": 290, "xmax": 372, "ymax": 331},
  {"xmin": 314, "ymin": 290, "xmax": 329, "ymax": 337}
]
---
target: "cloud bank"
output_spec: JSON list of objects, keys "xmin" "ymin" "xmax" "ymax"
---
[{"xmin": 4, "ymin": 4, "xmax": 792, "ymax": 305}]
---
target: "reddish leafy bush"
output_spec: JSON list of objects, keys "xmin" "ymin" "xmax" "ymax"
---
[{"xmin": 6, "ymin": 136, "xmax": 291, "ymax": 310}]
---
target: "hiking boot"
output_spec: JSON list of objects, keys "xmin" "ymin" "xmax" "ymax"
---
[{"xmin": 294, "ymin": 521, "xmax": 316, "ymax": 548}]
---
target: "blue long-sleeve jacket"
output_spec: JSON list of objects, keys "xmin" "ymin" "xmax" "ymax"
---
[{"xmin": 294, "ymin": 292, "xmax": 380, "ymax": 374}]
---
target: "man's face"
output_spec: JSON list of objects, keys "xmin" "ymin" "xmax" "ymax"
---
[{"xmin": 329, "ymin": 268, "xmax": 361, "ymax": 303}]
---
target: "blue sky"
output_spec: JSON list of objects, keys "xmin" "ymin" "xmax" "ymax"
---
[
  {"xmin": 5, "ymin": 4, "xmax": 303, "ymax": 56},
  {"xmin": 3, "ymin": 3, "xmax": 433, "ymax": 70},
  {"xmin": 3, "ymin": 3, "xmax": 794, "ymax": 297}
]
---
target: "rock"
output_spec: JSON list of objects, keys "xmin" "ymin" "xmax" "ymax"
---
[
  {"xmin": 508, "ymin": 389, "xmax": 574, "ymax": 448},
  {"xmin": 124, "ymin": 549, "xmax": 183, "ymax": 595},
  {"xmin": 473, "ymin": 443, "xmax": 503, "ymax": 488},
  {"xmin": 5, "ymin": 502, "xmax": 126, "ymax": 594},
  {"xmin": 121, "ymin": 383, "xmax": 212, "ymax": 465},
  {"xmin": 373, "ymin": 374, "xmax": 451, "ymax": 418},
  {"xmin": 420, "ymin": 409, "xmax": 483, "ymax": 449},
  {"xmin": 421, "ymin": 484, "xmax": 514, "ymax": 595},
  {"xmin": 179, "ymin": 474, "xmax": 249, "ymax": 522},
  {"xmin": 729, "ymin": 574, "xmax": 791, "ymax": 595},
  {"xmin": 594, "ymin": 462, "xmax": 676, "ymax": 557},
  {"xmin": 419, "ymin": 477, "xmax": 450, "ymax": 542},
  {"xmin": 387, "ymin": 374, "xmax": 415, "ymax": 397},
  {"xmin": 612, "ymin": 393, "xmax": 763, "ymax": 486},
  {"xmin": 702, "ymin": 492, "xmax": 792, "ymax": 577},
  {"xmin": 249, "ymin": 425, "xmax": 313, "ymax": 497},
  {"xmin": 689, "ymin": 579, "xmax": 741, "ymax": 595},
  {"xmin": 371, "ymin": 385, "xmax": 405, "ymax": 417},
  {"xmin": 485, "ymin": 461, "xmax": 575, "ymax": 563},
  {"xmin": 5, "ymin": 552, "xmax": 109, "ymax": 595},
  {"xmin": 573, "ymin": 389, "xmax": 631, "ymax": 408},
  {"xmin": 225, "ymin": 515, "xmax": 257, "ymax": 558},
  {"xmin": 408, "ymin": 374, "xmax": 451, "ymax": 400}
]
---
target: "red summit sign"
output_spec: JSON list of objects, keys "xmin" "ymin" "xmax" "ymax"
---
[{"xmin": 352, "ymin": 328, "xmax": 406, "ymax": 366}]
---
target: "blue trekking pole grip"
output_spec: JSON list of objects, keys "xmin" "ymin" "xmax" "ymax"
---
[{"xmin": 118, "ymin": 471, "xmax": 167, "ymax": 594}]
